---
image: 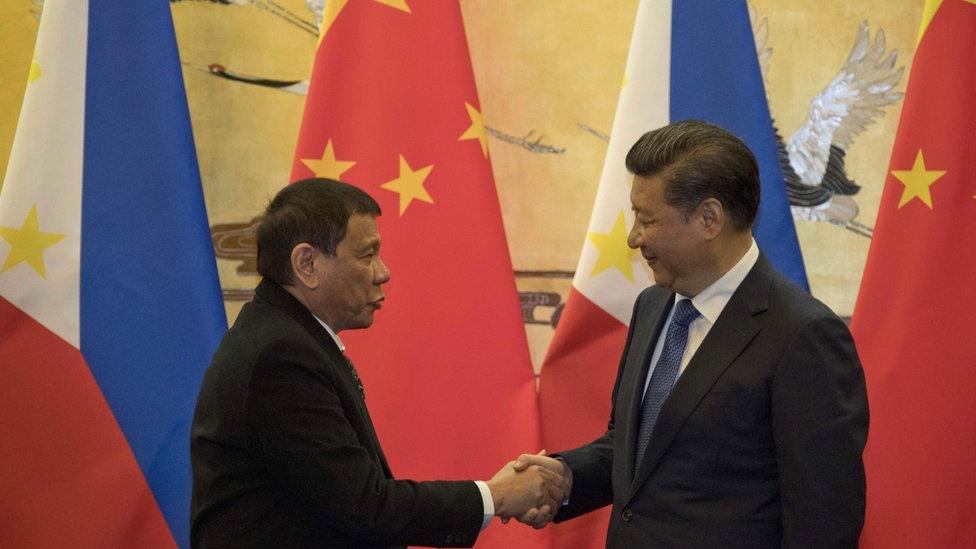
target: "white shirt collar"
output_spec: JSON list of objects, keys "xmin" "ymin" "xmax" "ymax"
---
[
  {"xmin": 312, "ymin": 314, "xmax": 346, "ymax": 352},
  {"xmin": 675, "ymin": 239, "xmax": 759, "ymax": 324}
]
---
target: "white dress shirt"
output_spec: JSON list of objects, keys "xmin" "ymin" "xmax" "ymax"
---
[
  {"xmin": 312, "ymin": 314, "xmax": 495, "ymax": 529},
  {"xmin": 642, "ymin": 239, "xmax": 760, "ymax": 400}
]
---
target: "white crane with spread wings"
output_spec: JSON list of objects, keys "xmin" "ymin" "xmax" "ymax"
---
[{"xmin": 751, "ymin": 5, "xmax": 904, "ymax": 238}]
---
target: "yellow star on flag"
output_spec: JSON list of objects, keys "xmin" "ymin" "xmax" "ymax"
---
[
  {"xmin": 320, "ymin": 0, "xmax": 411, "ymax": 40},
  {"xmin": 374, "ymin": 0, "xmax": 411, "ymax": 12},
  {"xmin": 892, "ymin": 150, "xmax": 946, "ymax": 209},
  {"xmin": 29, "ymin": 53, "xmax": 41, "ymax": 84},
  {"xmin": 0, "ymin": 204, "xmax": 66, "ymax": 278},
  {"xmin": 301, "ymin": 139, "xmax": 356, "ymax": 180},
  {"xmin": 587, "ymin": 210, "xmax": 637, "ymax": 283},
  {"xmin": 381, "ymin": 155, "xmax": 434, "ymax": 215},
  {"xmin": 459, "ymin": 102, "xmax": 488, "ymax": 158}
]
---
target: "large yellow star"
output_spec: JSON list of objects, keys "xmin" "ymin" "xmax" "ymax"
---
[
  {"xmin": 301, "ymin": 139, "xmax": 356, "ymax": 180},
  {"xmin": 459, "ymin": 102, "xmax": 488, "ymax": 158},
  {"xmin": 892, "ymin": 150, "xmax": 946, "ymax": 209},
  {"xmin": 0, "ymin": 204, "xmax": 66, "ymax": 278},
  {"xmin": 320, "ymin": 0, "xmax": 411, "ymax": 39},
  {"xmin": 587, "ymin": 211, "xmax": 637, "ymax": 283},
  {"xmin": 380, "ymin": 155, "xmax": 434, "ymax": 215}
]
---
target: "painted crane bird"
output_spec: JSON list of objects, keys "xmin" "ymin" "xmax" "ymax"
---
[{"xmin": 751, "ymin": 7, "xmax": 905, "ymax": 238}]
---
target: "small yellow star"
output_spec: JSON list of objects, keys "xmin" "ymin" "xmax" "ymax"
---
[
  {"xmin": 374, "ymin": 0, "xmax": 411, "ymax": 12},
  {"xmin": 587, "ymin": 211, "xmax": 637, "ymax": 283},
  {"xmin": 380, "ymin": 155, "xmax": 434, "ymax": 215},
  {"xmin": 459, "ymin": 103, "xmax": 488, "ymax": 158},
  {"xmin": 301, "ymin": 139, "xmax": 356, "ymax": 180},
  {"xmin": 0, "ymin": 204, "xmax": 66, "ymax": 278},
  {"xmin": 892, "ymin": 150, "xmax": 946, "ymax": 209},
  {"xmin": 29, "ymin": 53, "xmax": 41, "ymax": 84},
  {"xmin": 320, "ymin": 0, "xmax": 411, "ymax": 39}
]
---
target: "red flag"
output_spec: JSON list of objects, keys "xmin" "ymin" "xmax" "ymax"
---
[
  {"xmin": 852, "ymin": 1, "xmax": 976, "ymax": 546},
  {"xmin": 290, "ymin": 2, "xmax": 546, "ymax": 547}
]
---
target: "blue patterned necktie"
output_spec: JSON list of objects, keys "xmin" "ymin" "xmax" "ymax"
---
[{"xmin": 635, "ymin": 299, "xmax": 701, "ymax": 468}]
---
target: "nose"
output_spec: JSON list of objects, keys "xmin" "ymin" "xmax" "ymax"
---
[
  {"xmin": 627, "ymin": 220, "xmax": 641, "ymax": 249},
  {"xmin": 375, "ymin": 255, "xmax": 391, "ymax": 285}
]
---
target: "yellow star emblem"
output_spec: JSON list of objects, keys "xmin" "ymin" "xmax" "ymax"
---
[
  {"xmin": 29, "ymin": 52, "xmax": 41, "ymax": 84},
  {"xmin": 459, "ymin": 102, "xmax": 488, "ymax": 158},
  {"xmin": 320, "ymin": 0, "xmax": 411, "ymax": 40},
  {"xmin": 891, "ymin": 150, "xmax": 946, "ymax": 209},
  {"xmin": 380, "ymin": 155, "xmax": 434, "ymax": 215},
  {"xmin": 587, "ymin": 211, "xmax": 637, "ymax": 283},
  {"xmin": 374, "ymin": 0, "xmax": 411, "ymax": 12},
  {"xmin": 0, "ymin": 204, "xmax": 66, "ymax": 278},
  {"xmin": 301, "ymin": 139, "xmax": 356, "ymax": 180}
]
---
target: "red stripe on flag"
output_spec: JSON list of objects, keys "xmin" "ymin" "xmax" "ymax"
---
[
  {"xmin": 0, "ymin": 297, "xmax": 175, "ymax": 547},
  {"xmin": 539, "ymin": 288, "xmax": 627, "ymax": 549},
  {"xmin": 540, "ymin": 288, "xmax": 629, "ymax": 451}
]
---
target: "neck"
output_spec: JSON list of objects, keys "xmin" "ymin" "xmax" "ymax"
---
[
  {"xmin": 683, "ymin": 232, "xmax": 752, "ymax": 297},
  {"xmin": 283, "ymin": 283, "xmax": 341, "ymax": 331}
]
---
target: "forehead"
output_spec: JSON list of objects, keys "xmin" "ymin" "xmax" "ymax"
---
[{"xmin": 630, "ymin": 175, "xmax": 665, "ymax": 208}]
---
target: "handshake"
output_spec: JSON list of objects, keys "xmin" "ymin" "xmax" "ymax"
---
[{"xmin": 485, "ymin": 451, "xmax": 573, "ymax": 529}]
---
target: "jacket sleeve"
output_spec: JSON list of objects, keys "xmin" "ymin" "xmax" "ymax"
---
[
  {"xmin": 772, "ymin": 315, "xmax": 869, "ymax": 548},
  {"xmin": 554, "ymin": 293, "xmax": 645, "ymax": 522},
  {"xmin": 244, "ymin": 341, "xmax": 484, "ymax": 548}
]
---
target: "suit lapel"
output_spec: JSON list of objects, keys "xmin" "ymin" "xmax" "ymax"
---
[
  {"xmin": 620, "ymin": 291, "xmax": 674, "ymax": 485},
  {"xmin": 625, "ymin": 257, "xmax": 774, "ymax": 504}
]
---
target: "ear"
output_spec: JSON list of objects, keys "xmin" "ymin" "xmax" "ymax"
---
[
  {"xmin": 697, "ymin": 198, "xmax": 724, "ymax": 239},
  {"xmin": 289, "ymin": 243, "xmax": 321, "ymax": 289}
]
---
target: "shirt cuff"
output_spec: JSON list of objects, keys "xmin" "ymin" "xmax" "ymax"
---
[{"xmin": 474, "ymin": 480, "xmax": 494, "ymax": 530}]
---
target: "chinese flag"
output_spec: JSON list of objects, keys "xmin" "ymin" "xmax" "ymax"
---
[
  {"xmin": 852, "ymin": 1, "xmax": 976, "ymax": 546},
  {"xmin": 290, "ymin": 2, "xmax": 546, "ymax": 547}
]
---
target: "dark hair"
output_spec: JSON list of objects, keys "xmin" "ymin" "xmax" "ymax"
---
[
  {"xmin": 624, "ymin": 120, "xmax": 760, "ymax": 232},
  {"xmin": 256, "ymin": 178, "xmax": 381, "ymax": 285}
]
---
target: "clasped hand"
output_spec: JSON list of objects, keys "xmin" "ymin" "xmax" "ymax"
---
[{"xmin": 487, "ymin": 451, "xmax": 572, "ymax": 529}]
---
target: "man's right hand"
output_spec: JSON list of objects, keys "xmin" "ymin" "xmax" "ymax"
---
[
  {"xmin": 486, "ymin": 455, "xmax": 568, "ymax": 524},
  {"xmin": 509, "ymin": 452, "xmax": 573, "ymax": 528}
]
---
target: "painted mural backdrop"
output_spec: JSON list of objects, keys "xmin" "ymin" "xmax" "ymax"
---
[{"xmin": 0, "ymin": 0, "xmax": 924, "ymax": 370}]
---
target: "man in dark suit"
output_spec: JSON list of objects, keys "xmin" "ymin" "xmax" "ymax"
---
[
  {"xmin": 516, "ymin": 120, "xmax": 869, "ymax": 547},
  {"xmin": 190, "ymin": 179, "xmax": 565, "ymax": 548}
]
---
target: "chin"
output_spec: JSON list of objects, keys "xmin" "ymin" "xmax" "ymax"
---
[
  {"xmin": 649, "ymin": 271, "xmax": 670, "ymax": 289},
  {"xmin": 349, "ymin": 315, "xmax": 375, "ymax": 330}
]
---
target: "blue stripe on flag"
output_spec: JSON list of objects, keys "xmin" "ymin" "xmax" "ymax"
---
[
  {"xmin": 81, "ymin": 3, "xmax": 227, "ymax": 546},
  {"xmin": 670, "ymin": 0, "xmax": 809, "ymax": 290}
]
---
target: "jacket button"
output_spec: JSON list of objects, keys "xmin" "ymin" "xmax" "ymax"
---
[{"xmin": 621, "ymin": 509, "xmax": 633, "ymax": 522}]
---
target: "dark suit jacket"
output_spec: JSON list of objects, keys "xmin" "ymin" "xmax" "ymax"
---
[
  {"xmin": 190, "ymin": 279, "xmax": 483, "ymax": 548},
  {"xmin": 555, "ymin": 255, "xmax": 868, "ymax": 548}
]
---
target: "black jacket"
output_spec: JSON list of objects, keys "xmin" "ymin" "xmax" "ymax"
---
[
  {"xmin": 556, "ymin": 255, "xmax": 869, "ymax": 548},
  {"xmin": 190, "ymin": 279, "xmax": 483, "ymax": 548}
]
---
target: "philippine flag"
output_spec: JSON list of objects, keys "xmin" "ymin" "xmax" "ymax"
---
[
  {"xmin": 0, "ymin": 2, "xmax": 226, "ymax": 547},
  {"xmin": 538, "ymin": 2, "xmax": 807, "ymax": 547}
]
